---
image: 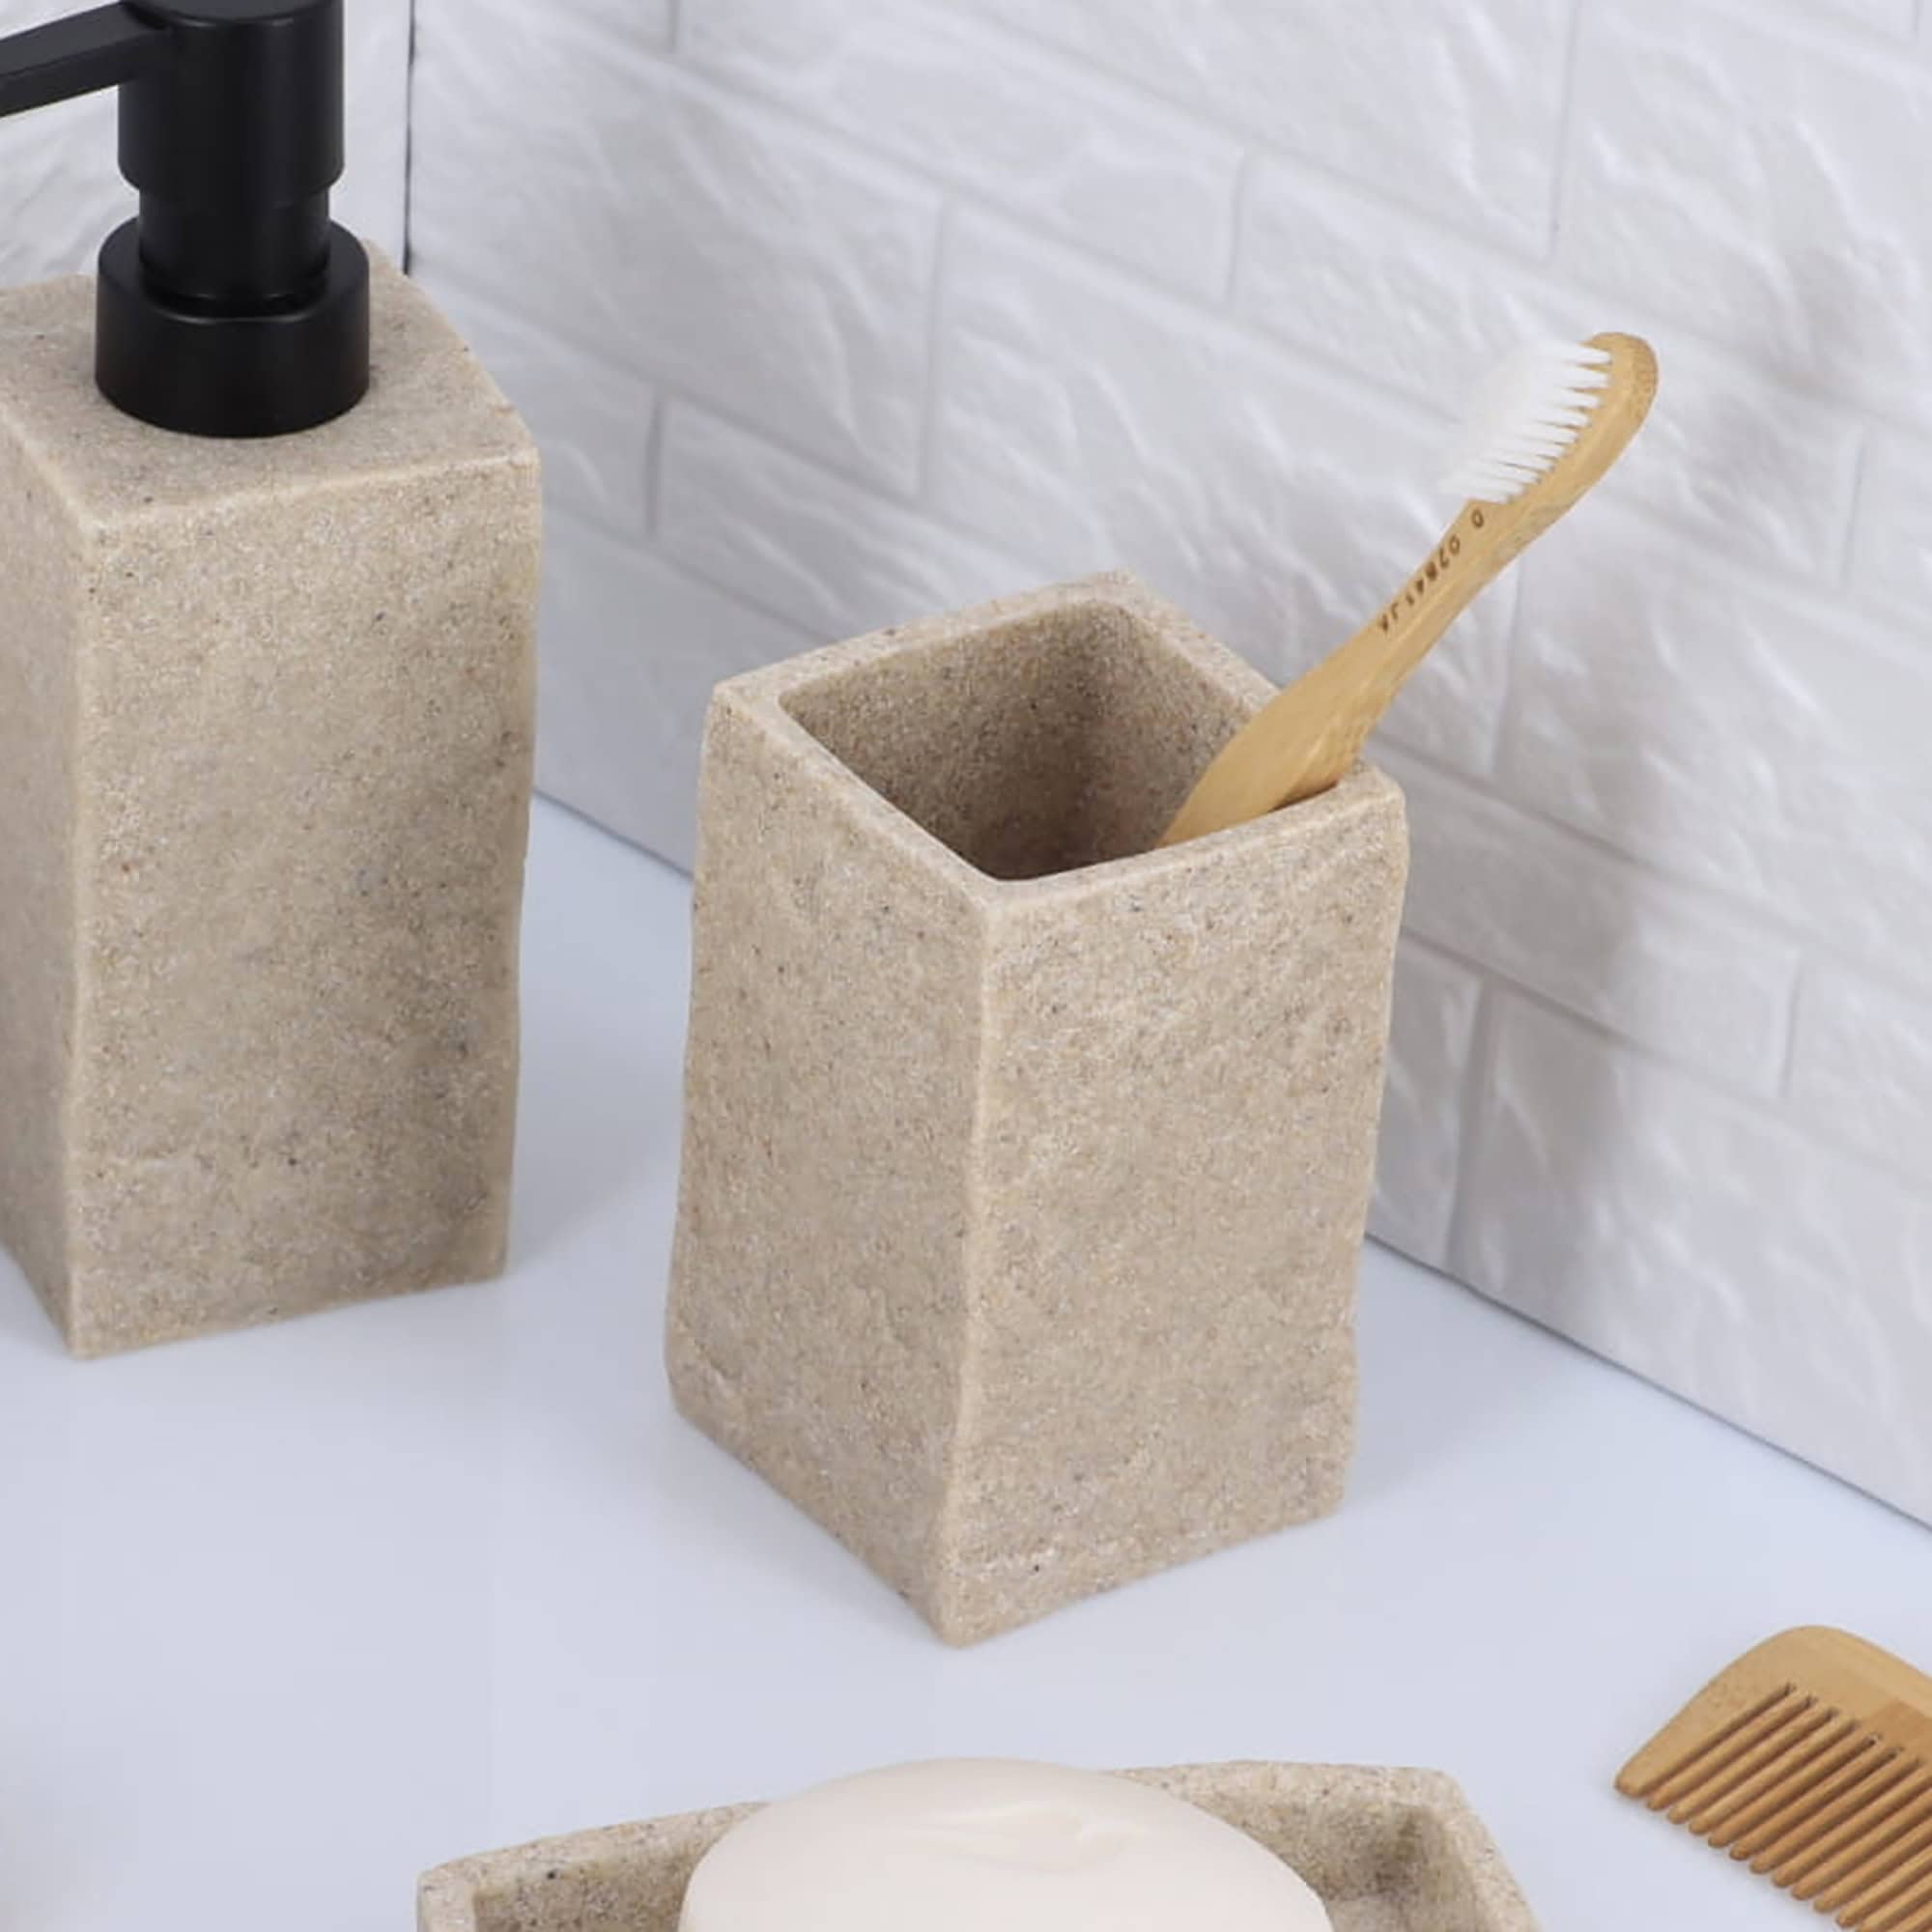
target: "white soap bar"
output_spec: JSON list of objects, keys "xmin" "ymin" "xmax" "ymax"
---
[{"xmin": 678, "ymin": 1759, "xmax": 1334, "ymax": 1932}]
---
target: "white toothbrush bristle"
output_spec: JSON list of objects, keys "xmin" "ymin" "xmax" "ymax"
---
[{"xmin": 1440, "ymin": 339, "xmax": 1614, "ymax": 503}]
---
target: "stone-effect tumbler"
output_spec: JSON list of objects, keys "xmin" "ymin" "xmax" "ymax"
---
[{"xmin": 668, "ymin": 574, "xmax": 1408, "ymax": 1643}]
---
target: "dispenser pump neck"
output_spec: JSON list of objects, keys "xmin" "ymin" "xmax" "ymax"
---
[{"xmin": 0, "ymin": 0, "xmax": 370, "ymax": 438}]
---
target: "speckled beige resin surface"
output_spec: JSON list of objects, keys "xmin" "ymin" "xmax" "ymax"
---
[
  {"xmin": 668, "ymin": 576, "xmax": 1408, "ymax": 1644},
  {"xmin": 0, "ymin": 252, "xmax": 540, "ymax": 1357},
  {"xmin": 418, "ymin": 1762, "xmax": 1539, "ymax": 1932}
]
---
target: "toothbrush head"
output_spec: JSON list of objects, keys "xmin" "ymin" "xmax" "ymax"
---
[{"xmin": 1439, "ymin": 337, "xmax": 1623, "ymax": 505}]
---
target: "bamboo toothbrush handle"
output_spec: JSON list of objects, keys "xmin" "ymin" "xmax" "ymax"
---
[
  {"xmin": 1158, "ymin": 330, "xmax": 1656, "ymax": 850},
  {"xmin": 1159, "ymin": 506, "xmax": 1507, "ymax": 846},
  {"xmin": 1159, "ymin": 501, "xmax": 1514, "ymax": 848}
]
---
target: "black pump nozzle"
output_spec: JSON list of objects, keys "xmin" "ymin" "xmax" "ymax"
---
[
  {"xmin": 0, "ymin": 0, "xmax": 370, "ymax": 438},
  {"xmin": 0, "ymin": 5, "xmax": 167, "ymax": 114}
]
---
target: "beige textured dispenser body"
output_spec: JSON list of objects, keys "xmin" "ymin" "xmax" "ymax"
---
[
  {"xmin": 668, "ymin": 575, "xmax": 1408, "ymax": 1644},
  {"xmin": 0, "ymin": 253, "xmax": 541, "ymax": 1356}
]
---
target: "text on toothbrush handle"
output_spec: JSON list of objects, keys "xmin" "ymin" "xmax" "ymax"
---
[{"xmin": 1377, "ymin": 506, "xmax": 1484, "ymax": 633}]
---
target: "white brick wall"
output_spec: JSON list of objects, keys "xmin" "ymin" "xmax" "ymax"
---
[
  {"xmin": 1373, "ymin": 941, "xmax": 1484, "ymax": 1273},
  {"xmin": 1460, "ymin": 996, "xmax": 1932, "ymax": 1508},
  {"xmin": 402, "ymin": 0, "xmax": 1932, "ymax": 1527},
  {"xmin": 680, "ymin": 0, "xmax": 1245, "ymax": 295},
  {"xmin": 955, "ymin": 0, "xmax": 1577, "ymax": 252},
  {"xmin": 1566, "ymin": 1, "xmax": 1932, "ymax": 426},
  {"xmin": 1856, "ymin": 434, "xmax": 1932, "ymax": 612}
]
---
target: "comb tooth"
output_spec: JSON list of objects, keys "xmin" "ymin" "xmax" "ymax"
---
[
  {"xmin": 1777, "ymin": 1770, "xmax": 1932, "ymax": 1886},
  {"xmin": 1629, "ymin": 1684, "xmax": 1793, "ymax": 1804},
  {"xmin": 1835, "ymin": 1839, "xmax": 1932, "ymax": 1929},
  {"xmin": 1681, "ymin": 1704, "xmax": 1839, "ymax": 1833},
  {"xmin": 1638, "ymin": 1688, "xmax": 1802, "ymax": 1809},
  {"xmin": 1864, "ymin": 1864, "xmax": 1932, "ymax": 1932},
  {"xmin": 1768, "ymin": 1759, "xmax": 1925, "ymax": 1882},
  {"xmin": 1795, "ymin": 1773, "xmax": 1932, "ymax": 1901},
  {"xmin": 1802, "ymin": 1808, "xmax": 1932, "ymax": 1913},
  {"xmin": 1703, "ymin": 1718, "xmax": 1866, "ymax": 1848},
  {"xmin": 1876, "ymin": 1893, "xmax": 1932, "ymax": 1932},
  {"xmin": 1738, "ymin": 1742, "xmax": 1893, "ymax": 1866},
  {"xmin": 1666, "ymin": 1698, "xmax": 1821, "ymax": 1824},
  {"xmin": 1804, "ymin": 1804, "xmax": 1932, "ymax": 1915}
]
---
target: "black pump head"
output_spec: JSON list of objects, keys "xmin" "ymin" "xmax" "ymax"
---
[{"xmin": 0, "ymin": 0, "xmax": 370, "ymax": 438}]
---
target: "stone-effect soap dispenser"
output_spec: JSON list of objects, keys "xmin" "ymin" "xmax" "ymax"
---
[{"xmin": 0, "ymin": 1, "xmax": 542, "ymax": 1355}]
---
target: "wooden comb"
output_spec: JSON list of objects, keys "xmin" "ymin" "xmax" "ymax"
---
[{"xmin": 1617, "ymin": 1628, "xmax": 1932, "ymax": 1930}]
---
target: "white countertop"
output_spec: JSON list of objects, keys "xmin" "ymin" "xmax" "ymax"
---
[{"xmin": 4, "ymin": 798, "xmax": 1929, "ymax": 1932}]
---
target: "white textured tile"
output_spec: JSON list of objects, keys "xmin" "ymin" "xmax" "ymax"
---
[
  {"xmin": 1564, "ymin": 0, "xmax": 1932, "ymax": 423},
  {"xmin": 680, "ymin": 0, "xmax": 1240, "ymax": 293},
  {"xmin": 1236, "ymin": 160, "xmax": 1863, "ymax": 579},
  {"xmin": 1780, "ymin": 0, "xmax": 1918, "ymax": 34},
  {"xmin": 658, "ymin": 403, "xmax": 1038, "ymax": 639},
  {"xmin": 959, "ymin": 0, "xmax": 1571, "ymax": 249},
  {"xmin": 1370, "ymin": 940, "xmax": 1482, "ymax": 1271},
  {"xmin": 536, "ymin": 0, "xmax": 672, "ymax": 45},
  {"xmin": 0, "ymin": 84, "xmax": 120, "ymax": 287},
  {"xmin": 536, "ymin": 517, "xmax": 814, "ymax": 870},
  {"xmin": 931, "ymin": 213, "xmax": 1513, "ymax": 783},
  {"xmin": 1460, "ymin": 994, "xmax": 1932, "ymax": 1524},
  {"xmin": 1604, "ymin": 339, "xmax": 1862, "ymax": 582},
  {"xmin": 1792, "ymin": 967, "xmax": 1932, "ymax": 1179},
  {"xmin": 340, "ymin": 0, "xmax": 412, "ymax": 261},
  {"xmin": 411, "ymin": 10, "xmax": 940, "ymax": 490},
  {"xmin": 1505, "ymin": 507, "xmax": 1932, "ymax": 982},
  {"xmin": 1236, "ymin": 158, "xmax": 1573, "ymax": 407},
  {"xmin": 1852, "ymin": 433, "xmax": 1932, "ymax": 615},
  {"xmin": 0, "ymin": 0, "xmax": 409, "ymax": 283},
  {"xmin": 1862, "ymin": 0, "xmax": 1919, "ymax": 30},
  {"xmin": 425, "ymin": 284, "xmax": 657, "ymax": 543},
  {"xmin": 1388, "ymin": 755, "xmax": 1798, "ymax": 1092}
]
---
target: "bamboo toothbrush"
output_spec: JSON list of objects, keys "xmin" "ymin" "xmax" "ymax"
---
[{"xmin": 1159, "ymin": 331, "xmax": 1658, "ymax": 848}]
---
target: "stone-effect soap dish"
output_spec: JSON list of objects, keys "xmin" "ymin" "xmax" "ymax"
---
[{"xmin": 417, "ymin": 1761, "xmax": 1541, "ymax": 1932}]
